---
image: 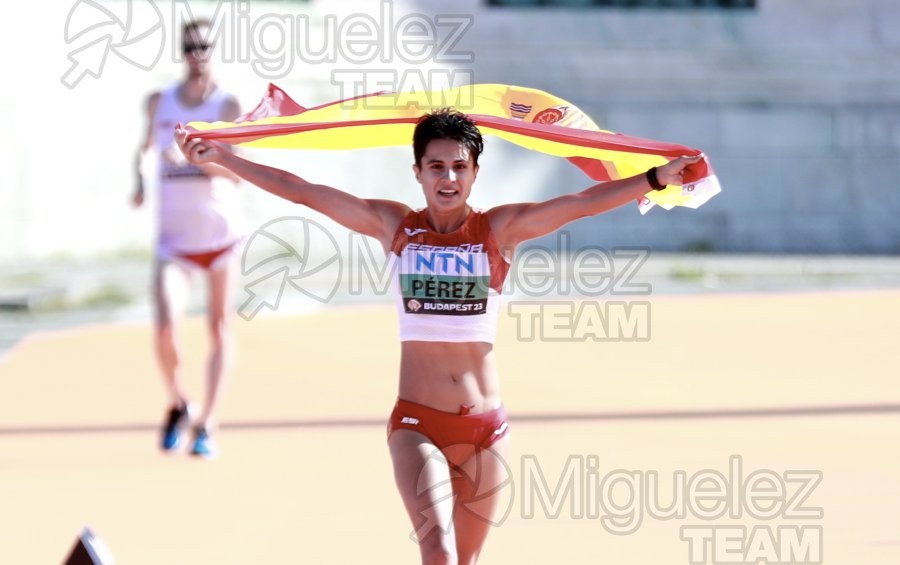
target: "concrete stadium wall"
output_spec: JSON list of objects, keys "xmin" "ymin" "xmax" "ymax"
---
[
  {"xmin": 1, "ymin": 0, "xmax": 898, "ymax": 264},
  {"xmin": 423, "ymin": 0, "xmax": 900, "ymax": 252}
]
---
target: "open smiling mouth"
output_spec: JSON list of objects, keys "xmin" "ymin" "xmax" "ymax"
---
[{"xmin": 438, "ymin": 188, "xmax": 459, "ymax": 197}]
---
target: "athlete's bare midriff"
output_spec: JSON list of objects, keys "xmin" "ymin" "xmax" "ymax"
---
[{"xmin": 398, "ymin": 340, "xmax": 501, "ymax": 415}]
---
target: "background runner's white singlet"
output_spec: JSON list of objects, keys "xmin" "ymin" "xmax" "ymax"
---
[{"xmin": 153, "ymin": 84, "xmax": 244, "ymax": 256}]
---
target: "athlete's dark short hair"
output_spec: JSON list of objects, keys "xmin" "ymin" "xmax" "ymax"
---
[
  {"xmin": 413, "ymin": 109, "xmax": 484, "ymax": 167},
  {"xmin": 183, "ymin": 18, "xmax": 211, "ymax": 37}
]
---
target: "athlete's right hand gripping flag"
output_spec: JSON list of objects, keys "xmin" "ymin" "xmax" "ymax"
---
[{"xmin": 185, "ymin": 83, "xmax": 721, "ymax": 213}]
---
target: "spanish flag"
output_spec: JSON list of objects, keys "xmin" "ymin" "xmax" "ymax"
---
[{"xmin": 185, "ymin": 83, "xmax": 721, "ymax": 214}]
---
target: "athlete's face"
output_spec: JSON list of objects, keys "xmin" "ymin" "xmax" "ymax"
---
[
  {"xmin": 413, "ymin": 138, "xmax": 479, "ymax": 211},
  {"xmin": 183, "ymin": 25, "xmax": 213, "ymax": 77}
]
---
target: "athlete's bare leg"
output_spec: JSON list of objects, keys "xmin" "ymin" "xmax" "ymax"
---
[
  {"xmin": 390, "ymin": 429, "xmax": 459, "ymax": 565},
  {"xmin": 152, "ymin": 258, "xmax": 191, "ymax": 407},
  {"xmin": 196, "ymin": 258, "xmax": 235, "ymax": 429},
  {"xmin": 450, "ymin": 436, "xmax": 511, "ymax": 565}
]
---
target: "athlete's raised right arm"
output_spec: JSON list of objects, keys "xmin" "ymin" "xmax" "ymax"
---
[{"xmin": 175, "ymin": 128, "xmax": 410, "ymax": 247}]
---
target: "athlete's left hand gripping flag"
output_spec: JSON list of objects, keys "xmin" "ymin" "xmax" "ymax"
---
[{"xmin": 185, "ymin": 83, "xmax": 721, "ymax": 214}]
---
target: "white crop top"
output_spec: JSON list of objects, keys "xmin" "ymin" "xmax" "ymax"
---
[{"xmin": 390, "ymin": 209, "xmax": 510, "ymax": 344}]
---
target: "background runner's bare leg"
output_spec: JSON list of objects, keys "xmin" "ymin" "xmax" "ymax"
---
[
  {"xmin": 197, "ymin": 258, "xmax": 235, "ymax": 429},
  {"xmin": 153, "ymin": 258, "xmax": 191, "ymax": 407}
]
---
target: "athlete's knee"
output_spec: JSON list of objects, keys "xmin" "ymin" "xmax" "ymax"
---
[
  {"xmin": 419, "ymin": 531, "xmax": 456, "ymax": 565},
  {"xmin": 418, "ymin": 538, "xmax": 457, "ymax": 565},
  {"xmin": 155, "ymin": 336, "xmax": 179, "ymax": 363},
  {"xmin": 155, "ymin": 322, "xmax": 176, "ymax": 346},
  {"xmin": 456, "ymin": 550, "xmax": 481, "ymax": 565},
  {"xmin": 208, "ymin": 317, "xmax": 230, "ymax": 345}
]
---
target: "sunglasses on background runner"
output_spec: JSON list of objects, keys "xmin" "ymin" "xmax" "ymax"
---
[{"xmin": 183, "ymin": 43, "xmax": 212, "ymax": 54}]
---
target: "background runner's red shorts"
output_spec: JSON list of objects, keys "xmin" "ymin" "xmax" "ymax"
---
[{"xmin": 387, "ymin": 398, "xmax": 509, "ymax": 454}]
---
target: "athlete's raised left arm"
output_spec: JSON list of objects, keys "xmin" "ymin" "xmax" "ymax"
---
[
  {"xmin": 187, "ymin": 93, "xmax": 242, "ymax": 183},
  {"xmin": 487, "ymin": 155, "xmax": 702, "ymax": 252}
]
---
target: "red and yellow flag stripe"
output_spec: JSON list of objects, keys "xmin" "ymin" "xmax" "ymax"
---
[{"xmin": 186, "ymin": 83, "xmax": 721, "ymax": 213}]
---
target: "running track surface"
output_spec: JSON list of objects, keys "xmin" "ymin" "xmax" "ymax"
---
[{"xmin": 1, "ymin": 291, "xmax": 898, "ymax": 564}]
